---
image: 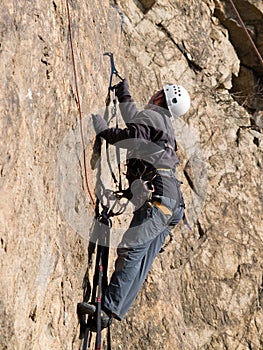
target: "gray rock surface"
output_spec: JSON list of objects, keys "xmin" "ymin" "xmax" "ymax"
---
[{"xmin": 0, "ymin": 1, "xmax": 262, "ymax": 349}]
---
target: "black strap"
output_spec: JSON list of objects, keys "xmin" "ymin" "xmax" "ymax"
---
[
  {"xmin": 104, "ymin": 65, "xmax": 123, "ymax": 192},
  {"xmin": 107, "ymin": 326, "xmax": 112, "ymax": 350}
]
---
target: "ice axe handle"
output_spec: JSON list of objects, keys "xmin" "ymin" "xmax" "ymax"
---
[{"xmin": 104, "ymin": 52, "xmax": 124, "ymax": 88}]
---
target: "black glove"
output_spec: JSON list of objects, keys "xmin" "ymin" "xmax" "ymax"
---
[{"xmin": 112, "ymin": 79, "xmax": 132, "ymax": 102}]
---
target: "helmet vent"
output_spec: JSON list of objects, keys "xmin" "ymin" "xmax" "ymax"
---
[{"xmin": 163, "ymin": 83, "xmax": 190, "ymax": 117}]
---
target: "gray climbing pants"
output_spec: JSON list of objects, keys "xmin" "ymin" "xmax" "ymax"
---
[{"xmin": 103, "ymin": 189, "xmax": 184, "ymax": 320}]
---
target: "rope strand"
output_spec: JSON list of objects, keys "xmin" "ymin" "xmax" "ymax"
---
[
  {"xmin": 228, "ymin": 0, "xmax": 263, "ymax": 66},
  {"xmin": 65, "ymin": 0, "xmax": 95, "ymax": 205}
]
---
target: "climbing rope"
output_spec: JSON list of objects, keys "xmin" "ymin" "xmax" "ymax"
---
[
  {"xmin": 228, "ymin": 0, "xmax": 263, "ymax": 66},
  {"xmin": 65, "ymin": 0, "xmax": 95, "ymax": 205}
]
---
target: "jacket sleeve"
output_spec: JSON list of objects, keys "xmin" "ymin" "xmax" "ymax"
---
[
  {"xmin": 99, "ymin": 122, "xmax": 151, "ymax": 148},
  {"xmin": 119, "ymin": 101, "xmax": 139, "ymax": 124},
  {"xmin": 92, "ymin": 114, "xmax": 108, "ymax": 135},
  {"xmin": 115, "ymin": 79, "xmax": 139, "ymax": 124}
]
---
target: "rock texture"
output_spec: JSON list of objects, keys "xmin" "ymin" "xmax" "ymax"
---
[
  {"xmin": 214, "ymin": 0, "xmax": 263, "ymax": 111},
  {"xmin": 0, "ymin": 1, "xmax": 262, "ymax": 349}
]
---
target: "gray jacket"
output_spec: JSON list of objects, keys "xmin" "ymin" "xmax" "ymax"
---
[{"xmin": 92, "ymin": 82, "xmax": 180, "ymax": 198}]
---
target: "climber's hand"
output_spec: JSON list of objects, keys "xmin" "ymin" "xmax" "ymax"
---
[{"xmin": 112, "ymin": 79, "xmax": 131, "ymax": 102}]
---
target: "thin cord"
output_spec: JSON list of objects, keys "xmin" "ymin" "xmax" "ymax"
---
[
  {"xmin": 228, "ymin": 0, "xmax": 263, "ymax": 66},
  {"xmin": 65, "ymin": 0, "xmax": 95, "ymax": 205}
]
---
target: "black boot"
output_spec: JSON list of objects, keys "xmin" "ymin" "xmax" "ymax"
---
[
  {"xmin": 90, "ymin": 309, "xmax": 112, "ymax": 332},
  {"xmin": 77, "ymin": 302, "xmax": 96, "ymax": 315}
]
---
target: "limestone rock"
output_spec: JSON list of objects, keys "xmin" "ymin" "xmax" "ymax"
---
[{"xmin": 0, "ymin": 1, "xmax": 262, "ymax": 350}]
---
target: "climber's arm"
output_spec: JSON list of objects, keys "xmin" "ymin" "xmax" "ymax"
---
[
  {"xmin": 115, "ymin": 79, "xmax": 139, "ymax": 124},
  {"xmin": 92, "ymin": 114, "xmax": 150, "ymax": 147}
]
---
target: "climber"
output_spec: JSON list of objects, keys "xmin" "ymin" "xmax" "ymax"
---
[{"xmin": 78, "ymin": 79, "xmax": 191, "ymax": 329}]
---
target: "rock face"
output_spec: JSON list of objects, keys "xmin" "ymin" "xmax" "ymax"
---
[
  {"xmin": 0, "ymin": 1, "xmax": 262, "ymax": 349},
  {"xmin": 214, "ymin": 0, "xmax": 263, "ymax": 111}
]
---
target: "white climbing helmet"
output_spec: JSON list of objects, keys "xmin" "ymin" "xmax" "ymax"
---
[{"xmin": 163, "ymin": 84, "xmax": 191, "ymax": 118}]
